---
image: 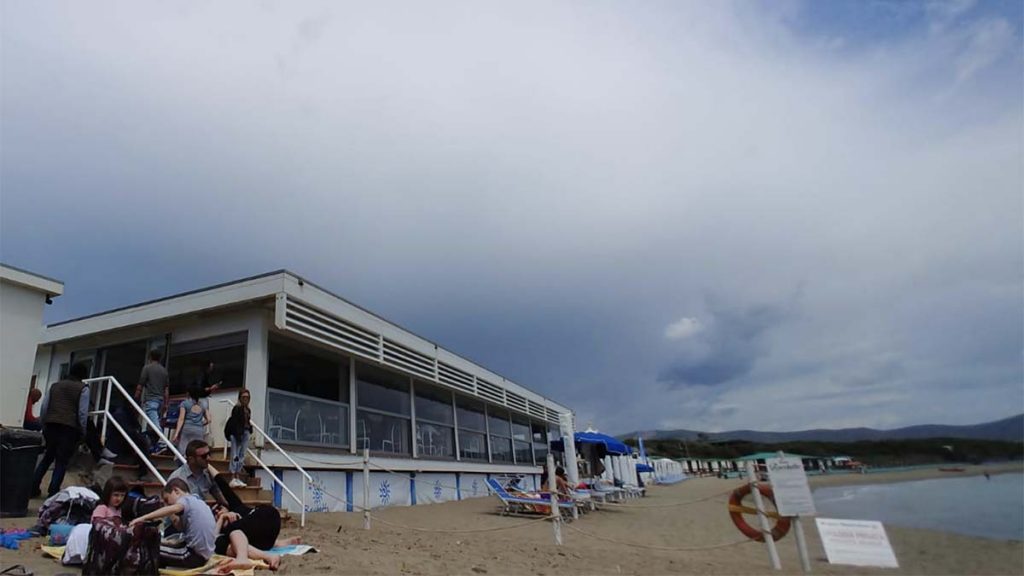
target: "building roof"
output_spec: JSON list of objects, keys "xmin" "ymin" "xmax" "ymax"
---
[
  {"xmin": 0, "ymin": 263, "xmax": 64, "ymax": 297},
  {"xmin": 40, "ymin": 269, "xmax": 570, "ymax": 418}
]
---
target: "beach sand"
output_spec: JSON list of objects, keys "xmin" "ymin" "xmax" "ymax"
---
[{"xmin": 2, "ymin": 462, "xmax": 1021, "ymax": 575}]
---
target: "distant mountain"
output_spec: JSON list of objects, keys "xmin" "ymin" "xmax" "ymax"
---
[{"xmin": 622, "ymin": 413, "xmax": 1024, "ymax": 444}]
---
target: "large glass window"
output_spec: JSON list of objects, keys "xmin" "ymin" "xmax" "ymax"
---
[
  {"xmin": 415, "ymin": 382, "xmax": 454, "ymax": 458},
  {"xmin": 512, "ymin": 416, "xmax": 532, "ymax": 465},
  {"xmin": 488, "ymin": 408, "xmax": 513, "ymax": 463},
  {"xmin": 98, "ymin": 340, "xmax": 148, "ymax": 408},
  {"xmin": 356, "ymin": 362, "xmax": 411, "ymax": 454},
  {"xmin": 168, "ymin": 332, "xmax": 246, "ymax": 395},
  {"xmin": 357, "ymin": 363, "xmax": 410, "ymax": 414},
  {"xmin": 456, "ymin": 396, "xmax": 487, "ymax": 461},
  {"xmin": 267, "ymin": 336, "xmax": 349, "ymax": 446},
  {"xmin": 532, "ymin": 422, "xmax": 549, "ymax": 465},
  {"xmin": 268, "ymin": 336, "xmax": 349, "ymax": 402},
  {"xmin": 267, "ymin": 389, "xmax": 348, "ymax": 445}
]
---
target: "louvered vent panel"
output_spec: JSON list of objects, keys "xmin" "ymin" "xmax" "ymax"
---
[
  {"xmin": 382, "ymin": 339, "xmax": 436, "ymax": 381},
  {"xmin": 438, "ymin": 362, "xmax": 475, "ymax": 394},
  {"xmin": 285, "ymin": 298, "xmax": 380, "ymax": 360},
  {"xmin": 476, "ymin": 378, "xmax": 505, "ymax": 404},
  {"xmin": 528, "ymin": 400, "xmax": 546, "ymax": 419},
  {"xmin": 506, "ymin": 392, "xmax": 528, "ymax": 414},
  {"xmin": 545, "ymin": 407, "xmax": 562, "ymax": 424}
]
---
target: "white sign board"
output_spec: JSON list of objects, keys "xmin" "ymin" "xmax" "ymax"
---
[
  {"xmin": 815, "ymin": 518, "xmax": 899, "ymax": 568},
  {"xmin": 765, "ymin": 456, "xmax": 816, "ymax": 516}
]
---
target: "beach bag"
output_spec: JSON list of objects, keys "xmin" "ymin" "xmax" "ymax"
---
[
  {"xmin": 83, "ymin": 518, "xmax": 160, "ymax": 576},
  {"xmin": 36, "ymin": 487, "xmax": 98, "ymax": 534},
  {"xmin": 120, "ymin": 522, "xmax": 160, "ymax": 576}
]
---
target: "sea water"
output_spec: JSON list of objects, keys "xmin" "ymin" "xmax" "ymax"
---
[{"xmin": 813, "ymin": 472, "xmax": 1024, "ymax": 541}]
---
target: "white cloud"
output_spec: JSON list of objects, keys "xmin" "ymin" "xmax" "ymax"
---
[
  {"xmin": 664, "ymin": 317, "xmax": 703, "ymax": 340},
  {"xmin": 955, "ymin": 18, "xmax": 1015, "ymax": 83}
]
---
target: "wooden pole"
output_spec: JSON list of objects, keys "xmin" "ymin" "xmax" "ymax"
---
[
  {"xmin": 363, "ymin": 448, "xmax": 371, "ymax": 530},
  {"xmin": 547, "ymin": 453, "xmax": 563, "ymax": 546},
  {"xmin": 746, "ymin": 461, "xmax": 781, "ymax": 571}
]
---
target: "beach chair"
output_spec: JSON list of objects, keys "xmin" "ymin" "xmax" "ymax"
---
[{"xmin": 485, "ymin": 478, "xmax": 575, "ymax": 519}]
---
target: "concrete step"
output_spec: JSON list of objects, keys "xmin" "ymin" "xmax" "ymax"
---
[
  {"xmin": 114, "ymin": 464, "xmax": 262, "ymax": 488},
  {"xmin": 129, "ymin": 478, "xmax": 264, "ymax": 499}
]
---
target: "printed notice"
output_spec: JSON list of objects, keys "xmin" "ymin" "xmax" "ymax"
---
[
  {"xmin": 815, "ymin": 518, "xmax": 899, "ymax": 568},
  {"xmin": 765, "ymin": 455, "xmax": 816, "ymax": 516}
]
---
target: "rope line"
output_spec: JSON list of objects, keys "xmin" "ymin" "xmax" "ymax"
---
[
  {"xmin": 369, "ymin": 513, "xmax": 550, "ymax": 534},
  {"xmin": 563, "ymin": 523, "xmax": 750, "ymax": 552},
  {"xmin": 595, "ymin": 486, "xmax": 740, "ymax": 509}
]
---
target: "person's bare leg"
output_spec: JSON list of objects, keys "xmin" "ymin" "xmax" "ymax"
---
[
  {"xmin": 274, "ymin": 536, "xmax": 302, "ymax": 547},
  {"xmin": 243, "ymin": 546, "xmax": 281, "ymax": 570},
  {"xmin": 228, "ymin": 530, "xmax": 252, "ymax": 565}
]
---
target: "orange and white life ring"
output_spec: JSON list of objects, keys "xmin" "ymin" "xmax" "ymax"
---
[{"xmin": 727, "ymin": 483, "xmax": 792, "ymax": 542}]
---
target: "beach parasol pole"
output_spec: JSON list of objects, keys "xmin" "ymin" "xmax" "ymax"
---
[
  {"xmin": 547, "ymin": 452, "xmax": 563, "ymax": 545},
  {"xmin": 363, "ymin": 448, "xmax": 371, "ymax": 530},
  {"xmin": 746, "ymin": 461, "xmax": 781, "ymax": 570}
]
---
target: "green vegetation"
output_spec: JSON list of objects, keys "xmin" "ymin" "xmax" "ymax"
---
[{"xmin": 626, "ymin": 437, "xmax": 1024, "ymax": 467}]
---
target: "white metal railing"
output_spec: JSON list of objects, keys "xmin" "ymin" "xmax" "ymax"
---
[
  {"xmin": 219, "ymin": 398, "xmax": 311, "ymax": 528},
  {"xmin": 83, "ymin": 375, "xmax": 186, "ymax": 484}
]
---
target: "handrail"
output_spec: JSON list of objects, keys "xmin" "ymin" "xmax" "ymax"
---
[
  {"xmin": 84, "ymin": 376, "xmax": 186, "ymax": 467},
  {"xmin": 219, "ymin": 398, "xmax": 309, "ymax": 527},
  {"xmin": 88, "ymin": 408, "xmax": 167, "ymax": 484}
]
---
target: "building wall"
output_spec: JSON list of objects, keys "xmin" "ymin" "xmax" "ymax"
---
[
  {"xmin": 0, "ymin": 280, "xmax": 48, "ymax": 426},
  {"xmin": 261, "ymin": 468, "xmax": 533, "ymax": 513}
]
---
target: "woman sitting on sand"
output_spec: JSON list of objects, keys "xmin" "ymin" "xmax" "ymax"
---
[{"xmin": 211, "ymin": 474, "xmax": 300, "ymax": 570}]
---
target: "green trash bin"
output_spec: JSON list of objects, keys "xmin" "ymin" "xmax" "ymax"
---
[{"xmin": 1, "ymin": 427, "xmax": 43, "ymax": 517}]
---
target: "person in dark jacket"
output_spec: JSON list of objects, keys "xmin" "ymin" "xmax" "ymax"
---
[
  {"xmin": 224, "ymin": 389, "xmax": 253, "ymax": 488},
  {"xmin": 32, "ymin": 362, "xmax": 91, "ymax": 497}
]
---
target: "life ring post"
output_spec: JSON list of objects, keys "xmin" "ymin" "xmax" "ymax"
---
[{"xmin": 746, "ymin": 461, "xmax": 782, "ymax": 571}]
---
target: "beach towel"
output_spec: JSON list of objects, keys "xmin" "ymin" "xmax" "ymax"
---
[
  {"xmin": 42, "ymin": 547, "xmax": 264, "ymax": 576},
  {"xmin": 158, "ymin": 555, "xmax": 266, "ymax": 576},
  {"xmin": 267, "ymin": 544, "xmax": 317, "ymax": 555}
]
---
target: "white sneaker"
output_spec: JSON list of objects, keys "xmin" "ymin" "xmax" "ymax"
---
[
  {"xmin": 102, "ymin": 448, "xmax": 118, "ymax": 460},
  {"xmin": 228, "ymin": 478, "xmax": 247, "ymax": 488}
]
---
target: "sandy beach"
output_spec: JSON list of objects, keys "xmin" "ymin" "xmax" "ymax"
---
[{"xmin": 2, "ymin": 462, "xmax": 1021, "ymax": 575}]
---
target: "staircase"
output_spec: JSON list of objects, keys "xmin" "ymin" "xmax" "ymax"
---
[
  {"xmin": 86, "ymin": 375, "xmax": 308, "ymax": 526},
  {"xmin": 115, "ymin": 451, "xmax": 290, "ymax": 520}
]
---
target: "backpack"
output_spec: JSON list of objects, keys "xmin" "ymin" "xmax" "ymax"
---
[{"xmin": 121, "ymin": 494, "xmax": 161, "ymax": 523}]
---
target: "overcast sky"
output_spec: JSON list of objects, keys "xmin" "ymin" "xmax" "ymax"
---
[{"xmin": 2, "ymin": 1, "xmax": 1021, "ymax": 435}]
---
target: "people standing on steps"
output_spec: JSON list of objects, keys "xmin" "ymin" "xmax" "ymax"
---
[
  {"xmin": 32, "ymin": 362, "xmax": 91, "ymax": 497},
  {"xmin": 224, "ymin": 388, "xmax": 253, "ymax": 489},
  {"xmin": 195, "ymin": 361, "xmax": 222, "ymax": 397},
  {"xmin": 173, "ymin": 386, "xmax": 210, "ymax": 455},
  {"xmin": 135, "ymin": 349, "xmax": 169, "ymax": 452}
]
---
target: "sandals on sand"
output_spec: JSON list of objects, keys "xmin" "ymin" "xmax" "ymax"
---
[{"xmin": 0, "ymin": 565, "xmax": 34, "ymax": 576}]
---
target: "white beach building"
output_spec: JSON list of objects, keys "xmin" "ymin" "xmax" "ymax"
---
[
  {"xmin": 31, "ymin": 270, "xmax": 570, "ymax": 511},
  {"xmin": 1, "ymin": 264, "xmax": 63, "ymax": 427}
]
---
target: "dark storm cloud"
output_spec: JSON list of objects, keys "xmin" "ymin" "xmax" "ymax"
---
[
  {"xmin": 658, "ymin": 303, "xmax": 791, "ymax": 388},
  {"xmin": 1, "ymin": 0, "xmax": 1021, "ymax": 433}
]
